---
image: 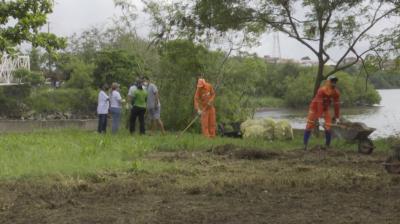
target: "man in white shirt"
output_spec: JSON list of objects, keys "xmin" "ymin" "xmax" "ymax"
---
[{"xmin": 97, "ymin": 84, "xmax": 109, "ymax": 133}]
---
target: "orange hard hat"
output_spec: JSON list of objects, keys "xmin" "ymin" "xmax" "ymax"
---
[{"xmin": 197, "ymin": 78, "xmax": 206, "ymax": 88}]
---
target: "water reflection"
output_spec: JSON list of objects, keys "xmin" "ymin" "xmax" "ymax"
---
[{"xmin": 255, "ymin": 89, "xmax": 400, "ymax": 139}]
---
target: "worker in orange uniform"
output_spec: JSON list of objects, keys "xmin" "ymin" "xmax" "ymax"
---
[
  {"xmin": 304, "ymin": 75, "xmax": 340, "ymax": 150},
  {"xmin": 194, "ymin": 78, "xmax": 216, "ymax": 138}
]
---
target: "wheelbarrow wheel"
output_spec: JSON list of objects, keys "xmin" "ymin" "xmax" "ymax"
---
[
  {"xmin": 384, "ymin": 156, "xmax": 400, "ymax": 174},
  {"xmin": 358, "ymin": 138, "xmax": 374, "ymax": 155}
]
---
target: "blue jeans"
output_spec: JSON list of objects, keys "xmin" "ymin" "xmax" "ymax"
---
[
  {"xmin": 97, "ymin": 114, "xmax": 107, "ymax": 133},
  {"xmin": 110, "ymin": 107, "xmax": 121, "ymax": 134}
]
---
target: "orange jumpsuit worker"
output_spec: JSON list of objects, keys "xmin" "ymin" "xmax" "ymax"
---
[
  {"xmin": 194, "ymin": 78, "xmax": 216, "ymax": 138},
  {"xmin": 304, "ymin": 75, "xmax": 340, "ymax": 150}
]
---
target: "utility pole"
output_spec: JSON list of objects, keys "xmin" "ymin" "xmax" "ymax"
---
[{"xmin": 272, "ymin": 32, "xmax": 282, "ymax": 61}]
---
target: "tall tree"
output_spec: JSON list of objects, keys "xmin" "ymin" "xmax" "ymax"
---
[
  {"xmin": 144, "ymin": 0, "xmax": 400, "ymax": 95},
  {"xmin": 0, "ymin": 0, "xmax": 66, "ymax": 54}
]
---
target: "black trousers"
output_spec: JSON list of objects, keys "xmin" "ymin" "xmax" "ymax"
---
[
  {"xmin": 130, "ymin": 106, "xmax": 146, "ymax": 134},
  {"xmin": 98, "ymin": 114, "xmax": 108, "ymax": 133}
]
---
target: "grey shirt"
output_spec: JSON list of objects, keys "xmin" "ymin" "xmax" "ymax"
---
[{"xmin": 147, "ymin": 83, "xmax": 160, "ymax": 109}]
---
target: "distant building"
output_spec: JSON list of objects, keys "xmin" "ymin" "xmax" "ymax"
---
[
  {"xmin": 264, "ymin": 55, "xmax": 318, "ymax": 67},
  {"xmin": 300, "ymin": 56, "xmax": 318, "ymax": 67},
  {"xmin": 264, "ymin": 55, "xmax": 280, "ymax": 64}
]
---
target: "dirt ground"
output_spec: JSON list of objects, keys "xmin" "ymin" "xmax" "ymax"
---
[{"xmin": 1, "ymin": 145, "xmax": 400, "ymax": 224}]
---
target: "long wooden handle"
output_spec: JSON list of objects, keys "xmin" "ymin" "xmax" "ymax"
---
[{"xmin": 178, "ymin": 114, "xmax": 200, "ymax": 137}]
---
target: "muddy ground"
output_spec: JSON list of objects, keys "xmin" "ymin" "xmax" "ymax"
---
[{"xmin": 1, "ymin": 145, "xmax": 400, "ymax": 224}]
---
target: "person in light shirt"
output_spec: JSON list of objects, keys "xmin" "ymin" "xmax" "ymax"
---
[
  {"xmin": 143, "ymin": 76, "xmax": 165, "ymax": 135},
  {"xmin": 97, "ymin": 84, "xmax": 110, "ymax": 133},
  {"xmin": 109, "ymin": 82, "xmax": 124, "ymax": 134}
]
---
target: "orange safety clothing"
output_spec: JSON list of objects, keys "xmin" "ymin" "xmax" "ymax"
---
[
  {"xmin": 305, "ymin": 80, "xmax": 340, "ymax": 131},
  {"xmin": 194, "ymin": 80, "xmax": 216, "ymax": 138}
]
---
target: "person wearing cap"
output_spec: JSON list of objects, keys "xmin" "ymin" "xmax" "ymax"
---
[
  {"xmin": 97, "ymin": 83, "xmax": 110, "ymax": 134},
  {"xmin": 194, "ymin": 78, "xmax": 216, "ymax": 138},
  {"xmin": 303, "ymin": 75, "xmax": 341, "ymax": 150},
  {"xmin": 110, "ymin": 82, "xmax": 123, "ymax": 134},
  {"xmin": 127, "ymin": 77, "xmax": 142, "ymax": 133},
  {"xmin": 130, "ymin": 80, "xmax": 148, "ymax": 135}
]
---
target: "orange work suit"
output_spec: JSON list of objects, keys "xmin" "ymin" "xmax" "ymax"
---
[
  {"xmin": 305, "ymin": 81, "xmax": 340, "ymax": 131},
  {"xmin": 194, "ymin": 81, "xmax": 216, "ymax": 138}
]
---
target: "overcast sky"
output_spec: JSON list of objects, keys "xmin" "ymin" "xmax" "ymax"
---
[{"xmin": 47, "ymin": 0, "xmax": 399, "ymax": 61}]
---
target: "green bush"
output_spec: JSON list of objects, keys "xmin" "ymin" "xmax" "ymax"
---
[
  {"xmin": 64, "ymin": 59, "xmax": 95, "ymax": 89},
  {"xmin": 13, "ymin": 69, "xmax": 45, "ymax": 86},
  {"xmin": 93, "ymin": 50, "xmax": 139, "ymax": 88},
  {"xmin": 0, "ymin": 85, "xmax": 31, "ymax": 118},
  {"xmin": 29, "ymin": 87, "xmax": 97, "ymax": 115}
]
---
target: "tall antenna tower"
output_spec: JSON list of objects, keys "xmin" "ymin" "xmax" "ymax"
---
[{"xmin": 272, "ymin": 32, "xmax": 282, "ymax": 59}]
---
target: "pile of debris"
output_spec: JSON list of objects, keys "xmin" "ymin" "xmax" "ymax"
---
[{"xmin": 240, "ymin": 118, "xmax": 294, "ymax": 141}]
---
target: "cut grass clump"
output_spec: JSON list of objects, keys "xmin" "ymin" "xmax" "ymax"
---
[{"xmin": 210, "ymin": 144, "xmax": 279, "ymax": 160}]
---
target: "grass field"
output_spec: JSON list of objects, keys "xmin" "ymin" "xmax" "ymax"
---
[
  {"xmin": 0, "ymin": 130, "xmax": 399, "ymax": 223},
  {"xmin": 0, "ymin": 129, "xmax": 309, "ymax": 179}
]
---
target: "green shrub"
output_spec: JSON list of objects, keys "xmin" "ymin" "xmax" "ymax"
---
[
  {"xmin": 0, "ymin": 85, "xmax": 31, "ymax": 118},
  {"xmin": 64, "ymin": 59, "xmax": 94, "ymax": 89},
  {"xmin": 29, "ymin": 87, "xmax": 97, "ymax": 115},
  {"xmin": 13, "ymin": 69, "xmax": 45, "ymax": 86}
]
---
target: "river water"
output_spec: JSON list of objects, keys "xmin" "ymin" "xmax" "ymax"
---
[{"xmin": 255, "ymin": 89, "xmax": 400, "ymax": 139}]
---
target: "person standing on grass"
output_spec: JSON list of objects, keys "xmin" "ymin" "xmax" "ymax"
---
[
  {"xmin": 110, "ymin": 82, "xmax": 123, "ymax": 134},
  {"xmin": 303, "ymin": 75, "xmax": 341, "ymax": 150},
  {"xmin": 194, "ymin": 78, "xmax": 216, "ymax": 138},
  {"xmin": 127, "ymin": 77, "xmax": 141, "ymax": 133},
  {"xmin": 97, "ymin": 84, "xmax": 110, "ymax": 134},
  {"xmin": 130, "ymin": 80, "xmax": 148, "ymax": 135},
  {"xmin": 143, "ymin": 76, "xmax": 165, "ymax": 135}
]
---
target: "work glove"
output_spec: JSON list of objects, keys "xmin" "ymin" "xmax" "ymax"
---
[{"xmin": 197, "ymin": 110, "xmax": 202, "ymax": 115}]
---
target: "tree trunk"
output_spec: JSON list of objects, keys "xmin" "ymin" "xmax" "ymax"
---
[{"xmin": 313, "ymin": 61, "xmax": 325, "ymax": 96}]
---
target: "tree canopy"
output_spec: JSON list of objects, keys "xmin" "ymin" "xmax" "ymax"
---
[
  {"xmin": 144, "ymin": 0, "xmax": 400, "ymax": 94},
  {"xmin": 0, "ymin": 0, "xmax": 66, "ymax": 54}
]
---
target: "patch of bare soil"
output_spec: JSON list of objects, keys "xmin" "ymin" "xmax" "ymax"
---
[
  {"xmin": 1, "ymin": 146, "xmax": 400, "ymax": 224},
  {"xmin": 210, "ymin": 144, "xmax": 279, "ymax": 160}
]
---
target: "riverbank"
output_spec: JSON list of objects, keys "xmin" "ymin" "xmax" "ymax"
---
[{"xmin": 0, "ymin": 130, "xmax": 399, "ymax": 223}]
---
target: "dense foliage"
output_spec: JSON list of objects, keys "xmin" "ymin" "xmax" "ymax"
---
[
  {"xmin": 0, "ymin": 0, "xmax": 66, "ymax": 54},
  {"xmin": 369, "ymin": 71, "xmax": 400, "ymax": 89},
  {"xmin": 0, "ymin": 1, "xmax": 389, "ymax": 130},
  {"xmin": 144, "ymin": 0, "xmax": 400, "ymax": 95},
  {"xmin": 2, "ymin": 33, "xmax": 384, "ymax": 128}
]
